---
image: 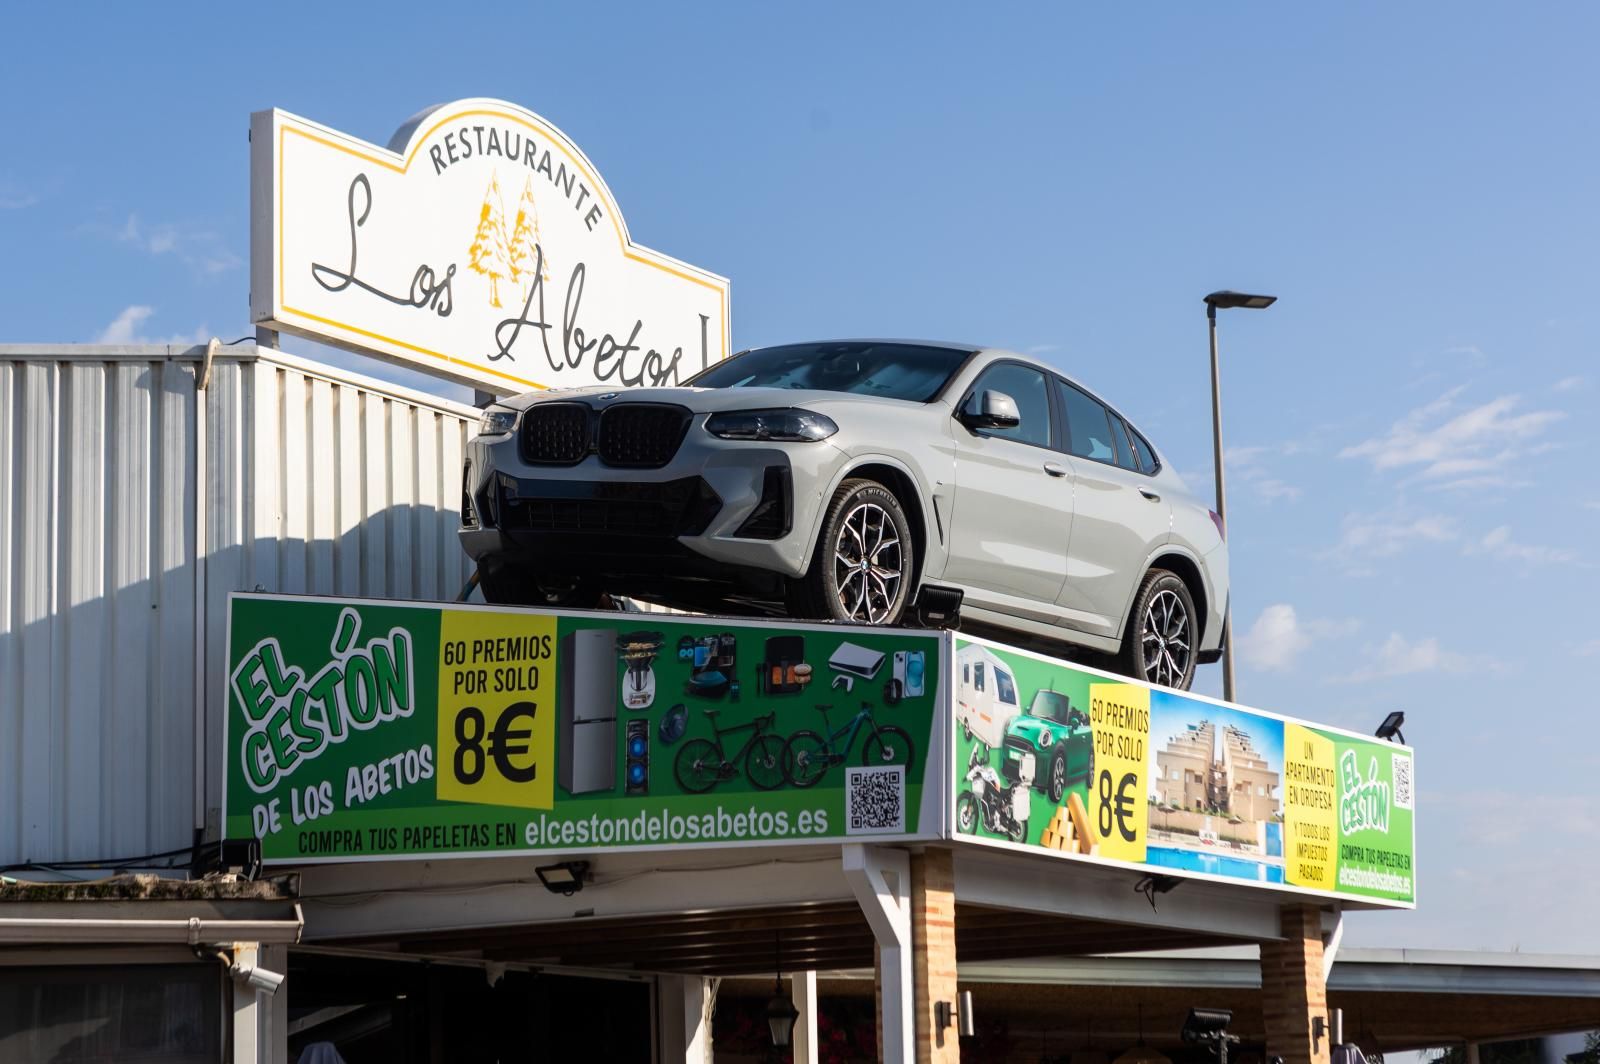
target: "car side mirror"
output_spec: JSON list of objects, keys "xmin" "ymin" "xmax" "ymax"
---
[{"xmin": 959, "ymin": 390, "xmax": 1021, "ymax": 431}]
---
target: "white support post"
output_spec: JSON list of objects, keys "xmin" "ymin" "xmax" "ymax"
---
[
  {"xmin": 260, "ymin": 944, "xmax": 290, "ymax": 1064},
  {"xmin": 1321, "ymin": 906, "xmax": 1344, "ymax": 983},
  {"xmin": 842, "ymin": 844, "xmax": 911, "ymax": 1064},
  {"xmin": 791, "ymin": 970, "xmax": 819, "ymax": 1064},
  {"xmin": 657, "ymin": 974, "xmax": 716, "ymax": 1064},
  {"xmin": 231, "ymin": 944, "xmax": 262, "ymax": 1064}
]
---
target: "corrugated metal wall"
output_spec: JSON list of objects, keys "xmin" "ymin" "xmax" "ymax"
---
[{"xmin": 0, "ymin": 344, "xmax": 477, "ymax": 866}]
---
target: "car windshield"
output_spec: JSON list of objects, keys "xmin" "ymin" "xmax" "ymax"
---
[
  {"xmin": 686, "ymin": 342, "xmax": 972, "ymax": 402},
  {"xmin": 1031, "ymin": 690, "xmax": 1072, "ymax": 723}
]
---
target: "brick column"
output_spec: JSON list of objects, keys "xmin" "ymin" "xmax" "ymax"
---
[
  {"xmin": 1261, "ymin": 905, "xmax": 1330, "ymax": 1064},
  {"xmin": 911, "ymin": 848, "xmax": 959, "ymax": 1063}
]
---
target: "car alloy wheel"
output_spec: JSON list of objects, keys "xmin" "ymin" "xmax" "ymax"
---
[
  {"xmin": 832, "ymin": 500, "xmax": 904, "ymax": 623},
  {"xmin": 1049, "ymin": 754, "xmax": 1066, "ymax": 804},
  {"xmin": 1141, "ymin": 588, "xmax": 1192, "ymax": 689}
]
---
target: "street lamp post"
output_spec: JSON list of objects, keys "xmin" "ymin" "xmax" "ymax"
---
[{"xmin": 1202, "ymin": 290, "xmax": 1276, "ymax": 703}]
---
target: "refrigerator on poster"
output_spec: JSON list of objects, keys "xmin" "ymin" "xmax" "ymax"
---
[{"xmin": 950, "ymin": 635, "xmax": 1415, "ymax": 906}]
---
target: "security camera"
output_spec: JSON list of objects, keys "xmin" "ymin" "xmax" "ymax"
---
[{"xmin": 231, "ymin": 961, "xmax": 285, "ymax": 997}]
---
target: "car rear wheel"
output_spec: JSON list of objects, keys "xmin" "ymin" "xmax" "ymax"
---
[
  {"xmin": 793, "ymin": 478, "xmax": 914, "ymax": 625},
  {"xmin": 1118, "ymin": 569, "xmax": 1197, "ymax": 691}
]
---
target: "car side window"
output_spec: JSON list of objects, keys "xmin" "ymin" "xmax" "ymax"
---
[
  {"xmin": 1055, "ymin": 378, "xmax": 1118, "ymax": 463},
  {"xmin": 1129, "ymin": 429, "xmax": 1159, "ymax": 475},
  {"xmin": 1110, "ymin": 416, "xmax": 1139, "ymax": 471},
  {"xmin": 967, "ymin": 363, "xmax": 1052, "ymax": 448}
]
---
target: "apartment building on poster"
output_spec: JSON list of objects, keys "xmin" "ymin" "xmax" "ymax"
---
[
  {"xmin": 1154, "ymin": 720, "xmax": 1280, "ymax": 821},
  {"xmin": 1155, "ymin": 721, "xmax": 1215, "ymax": 810},
  {"xmin": 1220, "ymin": 724, "xmax": 1281, "ymax": 822}
]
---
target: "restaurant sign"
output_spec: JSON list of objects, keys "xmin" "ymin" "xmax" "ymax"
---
[{"xmin": 249, "ymin": 99, "xmax": 730, "ymax": 394}]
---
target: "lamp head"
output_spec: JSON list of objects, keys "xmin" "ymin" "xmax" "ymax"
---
[{"xmin": 1204, "ymin": 291, "xmax": 1277, "ymax": 311}]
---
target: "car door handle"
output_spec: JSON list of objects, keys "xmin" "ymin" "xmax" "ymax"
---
[
  {"xmin": 1139, "ymin": 487, "xmax": 1161, "ymax": 501},
  {"xmin": 1043, "ymin": 462, "xmax": 1069, "ymax": 478}
]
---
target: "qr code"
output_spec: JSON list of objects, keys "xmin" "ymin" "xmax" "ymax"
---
[
  {"xmin": 845, "ymin": 766, "xmax": 905, "ymax": 835},
  {"xmin": 1391, "ymin": 753, "xmax": 1413, "ymax": 810}
]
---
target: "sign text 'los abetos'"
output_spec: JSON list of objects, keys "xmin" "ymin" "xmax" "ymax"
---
[{"xmin": 250, "ymin": 99, "xmax": 730, "ymax": 393}]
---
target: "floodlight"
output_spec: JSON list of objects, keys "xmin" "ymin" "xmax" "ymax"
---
[
  {"xmin": 1375, "ymin": 712, "xmax": 1406, "ymax": 743},
  {"xmin": 535, "ymin": 860, "xmax": 589, "ymax": 896}
]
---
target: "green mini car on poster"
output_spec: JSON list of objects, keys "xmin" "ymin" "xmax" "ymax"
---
[{"xmin": 1000, "ymin": 689, "xmax": 1093, "ymax": 804}]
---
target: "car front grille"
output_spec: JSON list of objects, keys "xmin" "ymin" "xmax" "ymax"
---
[
  {"xmin": 497, "ymin": 477, "xmax": 722, "ymax": 538},
  {"xmin": 598, "ymin": 404, "xmax": 690, "ymax": 468},
  {"xmin": 518, "ymin": 402, "xmax": 690, "ymax": 468},
  {"xmin": 520, "ymin": 404, "xmax": 590, "ymax": 465}
]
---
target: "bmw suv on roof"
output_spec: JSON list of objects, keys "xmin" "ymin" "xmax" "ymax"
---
[{"xmin": 461, "ymin": 340, "xmax": 1228, "ymax": 690}]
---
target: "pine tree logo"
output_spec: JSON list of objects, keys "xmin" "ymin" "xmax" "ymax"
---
[
  {"xmin": 508, "ymin": 175, "xmax": 552, "ymax": 298},
  {"xmin": 467, "ymin": 173, "xmax": 552, "ymax": 309},
  {"xmin": 467, "ymin": 174, "xmax": 514, "ymax": 307}
]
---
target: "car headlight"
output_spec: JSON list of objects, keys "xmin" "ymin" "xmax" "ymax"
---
[
  {"xmin": 477, "ymin": 406, "xmax": 519, "ymax": 436},
  {"xmin": 1037, "ymin": 731, "xmax": 1054, "ymax": 748},
  {"xmin": 704, "ymin": 408, "xmax": 838, "ymax": 442}
]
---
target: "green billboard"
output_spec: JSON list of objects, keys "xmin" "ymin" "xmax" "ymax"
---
[
  {"xmin": 224, "ymin": 595, "xmax": 1415, "ymax": 907},
  {"xmin": 952, "ymin": 636, "xmax": 1415, "ymax": 905},
  {"xmin": 225, "ymin": 594, "xmax": 942, "ymax": 861}
]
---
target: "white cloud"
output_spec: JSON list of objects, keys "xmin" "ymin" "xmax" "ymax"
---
[
  {"xmin": 1474, "ymin": 792, "xmax": 1600, "ymax": 846},
  {"xmin": 1223, "ymin": 442, "xmax": 1304, "ymax": 503},
  {"xmin": 1339, "ymin": 388, "xmax": 1563, "ymax": 490},
  {"xmin": 1554, "ymin": 375, "xmax": 1585, "ymax": 392},
  {"xmin": 1336, "ymin": 632, "xmax": 1497, "ymax": 682},
  {"xmin": 1576, "ymin": 640, "xmax": 1600, "ymax": 658},
  {"xmin": 1236, "ymin": 604, "xmax": 1359, "ymax": 672},
  {"xmin": 114, "ymin": 213, "xmax": 241, "ymax": 275},
  {"xmin": 93, "ymin": 305, "xmax": 208, "ymax": 346},
  {"xmin": 1321, "ymin": 511, "xmax": 1456, "ymax": 567},
  {"xmin": 1462, "ymin": 525, "xmax": 1577, "ymax": 566}
]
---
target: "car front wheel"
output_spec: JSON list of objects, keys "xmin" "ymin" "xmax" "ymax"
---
[
  {"xmin": 1047, "ymin": 752, "xmax": 1067, "ymax": 804},
  {"xmin": 1118, "ymin": 569, "xmax": 1198, "ymax": 691},
  {"xmin": 793, "ymin": 478, "xmax": 914, "ymax": 625}
]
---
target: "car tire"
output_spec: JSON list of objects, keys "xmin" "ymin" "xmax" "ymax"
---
[
  {"xmin": 1118, "ymin": 568, "xmax": 1198, "ymax": 691},
  {"xmin": 1047, "ymin": 752, "xmax": 1067, "ymax": 804},
  {"xmin": 792, "ymin": 478, "xmax": 914, "ymax": 625}
]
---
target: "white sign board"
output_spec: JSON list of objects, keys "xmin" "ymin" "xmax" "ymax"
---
[{"xmin": 250, "ymin": 100, "xmax": 730, "ymax": 394}]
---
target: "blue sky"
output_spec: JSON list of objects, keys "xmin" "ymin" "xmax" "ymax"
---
[{"xmin": 4, "ymin": 3, "xmax": 1598, "ymax": 954}]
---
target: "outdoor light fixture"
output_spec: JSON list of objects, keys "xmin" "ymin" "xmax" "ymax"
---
[
  {"xmin": 765, "ymin": 988, "xmax": 799, "ymax": 1048},
  {"xmin": 1134, "ymin": 873, "xmax": 1182, "ymax": 912},
  {"xmin": 1201, "ymin": 289, "xmax": 1276, "ymax": 704},
  {"xmin": 1180, "ymin": 1007, "xmax": 1240, "ymax": 1064},
  {"xmin": 766, "ymin": 930, "xmax": 800, "ymax": 1048},
  {"xmin": 534, "ymin": 860, "xmax": 589, "ymax": 896},
  {"xmin": 913, "ymin": 584, "xmax": 964, "ymax": 630},
  {"xmin": 1375, "ymin": 712, "xmax": 1406, "ymax": 743},
  {"xmin": 1204, "ymin": 291, "xmax": 1278, "ymax": 311},
  {"xmin": 1114, "ymin": 1004, "xmax": 1172, "ymax": 1064},
  {"xmin": 958, "ymin": 990, "xmax": 975, "ymax": 1038}
]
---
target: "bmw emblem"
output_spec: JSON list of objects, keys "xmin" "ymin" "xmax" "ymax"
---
[{"xmin": 598, "ymin": 393, "xmax": 619, "ymax": 401}]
